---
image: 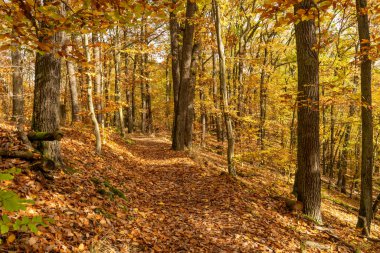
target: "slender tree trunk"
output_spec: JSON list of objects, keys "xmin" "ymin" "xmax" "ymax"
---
[
  {"xmin": 64, "ymin": 35, "xmax": 81, "ymax": 123},
  {"xmin": 140, "ymin": 54, "xmax": 146, "ymax": 133},
  {"xmin": 128, "ymin": 55, "xmax": 137, "ymax": 133},
  {"xmin": 337, "ymin": 105, "xmax": 355, "ymax": 193},
  {"xmin": 356, "ymin": 0, "xmax": 373, "ymax": 235},
  {"xmin": 213, "ymin": 0, "xmax": 236, "ymax": 176},
  {"xmin": 165, "ymin": 57, "xmax": 171, "ymax": 131},
  {"xmin": 114, "ymin": 27, "xmax": 125, "ymax": 136},
  {"xmin": 184, "ymin": 43, "xmax": 199, "ymax": 147},
  {"xmin": 213, "ymin": 51, "xmax": 223, "ymax": 142},
  {"xmin": 93, "ymin": 33, "xmax": 103, "ymax": 124},
  {"xmin": 84, "ymin": 34, "xmax": 102, "ymax": 154},
  {"xmin": 169, "ymin": 0, "xmax": 181, "ymax": 147},
  {"xmin": 200, "ymin": 53, "xmax": 207, "ymax": 147},
  {"xmin": 11, "ymin": 41, "xmax": 24, "ymax": 124},
  {"xmin": 322, "ymin": 84, "xmax": 327, "ymax": 175},
  {"xmin": 259, "ymin": 47, "xmax": 268, "ymax": 152},
  {"xmin": 293, "ymin": 0, "xmax": 322, "ymax": 223},
  {"xmin": 172, "ymin": 0, "xmax": 197, "ymax": 150},
  {"xmin": 145, "ymin": 53, "xmax": 153, "ymax": 134}
]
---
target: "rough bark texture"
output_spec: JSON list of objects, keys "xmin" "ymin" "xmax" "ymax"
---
[
  {"xmin": 172, "ymin": 0, "xmax": 197, "ymax": 150},
  {"xmin": 356, "ymin": 0, "xmax": 373, "ymax": 234},
  {"xmin": 11, "ymin": 42, "xmax": 24, "ymax": 124},
  {"xmin": 32, "ymin": 4, "xmax": 63, "ymax": 167},
  {"xmin": 293, "ymin": 0, "xmax": 322, "ymax": 223},
  {"xmin": 213, "ymin": 0, "xmax": 236, "ymax": 176}
]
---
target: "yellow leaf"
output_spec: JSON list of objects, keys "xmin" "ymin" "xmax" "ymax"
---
[
  {"xmin": 7, "ymin": 234, "xmax": 16, "ymax": 244},
  {"xmin": 78, "ymin": 243, "xmax": 85, "ymax": 251}
]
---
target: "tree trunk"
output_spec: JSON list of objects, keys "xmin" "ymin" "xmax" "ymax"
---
[
  {"xmin": 170, "ymin": 0, "xmax": 181, "ymax": 147},
  {"xmin": 64, "ymin": 35, "xmax": 81, "ymax": 123},
  {"xmin": 293, "ymin": 0, "xmax": 322, "ymax": 223},
  {"xmin": 11, "ymin": 41, "xmax": 24, "ymax": 124},
  {"xmin": 213, "ymin": 0, "xmax": 236, "ymax": 176},
  {"xmin": 213, "ymin": 51, "xmax": 223, "ymax": 142},
  {"xmin": 184, "ymin": 43, "xmax": 199, "ymax": 147},
  {"xmin": 93, "ymin": 33, "xmax": 103, "ymax": 124},
  {"xmin": 337, "ymin": 94, "xmax": 356, "ymax": 194},
  {"xmin": 128, "ymin": 55, "xmax": 137, "ymax": 133},
  {"xmin": 32, "ymin": 4, "xmax": 63, "ymax": 167},
  {"xmin": 114, "ymin": 27, "xmax": 125, "ymax": 136},
  {"xmin": 259, "ymin": 47, "xmax": 268, "ymax": 152},
  {"xmin": 83, "ymin": 34, "xmax": 102, "ymax": 154},
  {"xmin": 356, "ymin": 0, "xmax": 373, "ymax": 235},
  {"xmin": 165, "ymin": 57, "xmax": 172, "ymax": 131},
  {"xmin": 145, "ymin": 50, "xmax": 153, "ymax": 134},
  {"xmin": 172, "ymin": 0, "xmax": 197, "ymax": 150}
]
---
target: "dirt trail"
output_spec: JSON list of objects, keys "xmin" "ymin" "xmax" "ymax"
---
[{"xmin": 111, "ymin": 136, "xmax": 306, "ymax": 252}]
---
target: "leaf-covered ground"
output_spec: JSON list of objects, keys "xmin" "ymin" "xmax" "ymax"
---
[{"xmin": 1, "ymin": 122, "xmax": 380, "ymax": 252}]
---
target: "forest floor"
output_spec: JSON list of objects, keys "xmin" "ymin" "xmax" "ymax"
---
[{"xmin": 1, "ymin": 122, "xmax": 380, "ymax": 252}]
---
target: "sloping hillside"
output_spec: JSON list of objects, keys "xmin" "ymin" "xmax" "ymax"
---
[{"xmin": 1, "ymin": 123, "xmax": 379, "ymax": 252}]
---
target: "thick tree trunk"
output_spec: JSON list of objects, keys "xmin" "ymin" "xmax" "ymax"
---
[
  {"xmin": 356, "ymin": 0, "xmax": 373, "ymax": 235},
  {"xmin": 84, "ymin": 34, "xmax": 102, "ymax": 154},
  {"xmin": 32, "ymin": 6, "xmax": 63, "ymax": 167},
  {"xmin": 213, "ymin": 0, "xmax": 236, "ymax": 176},
  {"xmin": 11, "ymin": 41, "xmax": 24, "ymax": 124},
  {"xmin": 293, "ymin": 0, "xmax": 322, "ymax": 223},
  {"xmin": 172, "ymin": 0, "xmax": 197, "ymax": 150}
]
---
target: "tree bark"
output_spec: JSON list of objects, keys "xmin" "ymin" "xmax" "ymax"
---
[
  {"xmin": 64, "ymin": 36, "xmax": 81, "ymax": 123},
  {"xmin": 114, "ymin": 27, "xmax": 125, "ymax": 136},
  {"xmin": 356, "ymin": 0, "xmax": 373, "ymax": 235},
  {"xmin": 293, "ymin": 0, "xmax": 322, "ymax": 223},
  {"xmin": 213, "ymin": 0, "xmax": 236, "ymax": 176},
  {"xmin": 11, "ymin": 38, "xmax": 24, "ymax": 124},
  {"xmin": 184, "ymin": 43, "xmax": 199, "ymax": 147},
  {"xmin": 172, "ymin": 0, "xmax": 197, "ymax": 150},
  {"xmin": 212, "ymin": 51, "xmax": 223, "ymax": 142},
  {"xmin": 83, "ymin": 34, "xmax": 102, "ymax": 154},
  {"xmin": 128, "ymin": 55, "xmax": 137, "ymax": 133},
  {"xmin": 32, "ymin": 2, "xmax": 63, "ymax": 167},
  {"xmin": 93, "ymin": 33, "xmax": 103, "ymax": 124},
  {"xmin": 170, "ymin": 0, "xmax": 181, "ymax": 147}
]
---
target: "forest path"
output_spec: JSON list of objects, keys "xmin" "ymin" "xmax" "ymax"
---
[{"xmin": 107, "ymin": 135, "xmax": 308, "ymax": 252}]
